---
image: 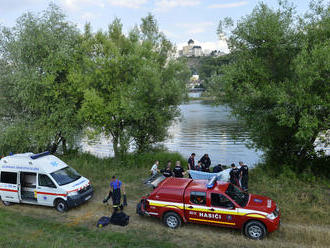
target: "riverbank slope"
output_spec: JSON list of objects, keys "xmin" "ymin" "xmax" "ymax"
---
[{"xmin": 0, "ymin": 152, "xmax": 329, "ymax": 248}]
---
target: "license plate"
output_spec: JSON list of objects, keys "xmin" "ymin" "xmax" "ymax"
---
[{"xmin": 85, "ymin": 195, "xmax": 91, "ymax": 201}]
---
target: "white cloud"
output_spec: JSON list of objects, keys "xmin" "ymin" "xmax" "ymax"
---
[
  {"xmin": 108, "ymin": 0, "xmax": 148, "ymax": 9},
  {"xmin": 208, "ymin": 1, "xmax": 248, "ymax": 9},
  {"xmin": 60, "ymin": 0, "xmax": 105, "ymax": 11},
  {"xmin": 155, "ymin": 0, "xmax": 200, "ymax": 12},
  {"xmin": 160, "ymin": 29, "xmax": 178, "ymax": 38},
  {"xmin": 177, "ymin": 22, "xmax": 214, "ymax": 35},
  {"xmin": 81, "ymin": 12, "xmax": 97, "ymax": 21}
]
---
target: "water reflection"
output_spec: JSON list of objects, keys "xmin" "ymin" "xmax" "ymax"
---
[
  {"xmin": 163, "ymin": 100, "xmax": 262, "ymax": 167},
  {"xmin": 81, "ymin": 98, "xmax": 263, "ymax": 166}
]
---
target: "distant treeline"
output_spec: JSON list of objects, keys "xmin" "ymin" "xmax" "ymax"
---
[{"xmin": 0, "ymin": 4, "xmax": 190, "ymax": 157}]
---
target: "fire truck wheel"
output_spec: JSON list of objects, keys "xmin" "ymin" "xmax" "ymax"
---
[
  {"xmin": 244, "ymin": 220, "xmax": 267, "ymax": 240},
  {"xmin": 163, "ymin": 212, "xmax": 182, "ymax": 229},
  {"xmin": 55, "ymin": 199, "xmax": 68, "ymax": 212},
  {"xmin": 136, "ymin": 202, "xmax": 144, "ymax": 216}
]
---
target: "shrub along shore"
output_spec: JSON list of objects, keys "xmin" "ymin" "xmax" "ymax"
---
[{"xmin": 0, "ymin": 151, "xmax": 329, "ymax": 248}]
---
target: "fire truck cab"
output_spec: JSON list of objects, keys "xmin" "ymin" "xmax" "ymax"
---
[{"xmin": 137, "ymin": 177, "xmax": 280, "ymax": 240}]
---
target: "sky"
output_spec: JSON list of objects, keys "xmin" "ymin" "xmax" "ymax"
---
[{"xmin": 0, "ymin": 0, "xmax": 312, "ymax": 52}]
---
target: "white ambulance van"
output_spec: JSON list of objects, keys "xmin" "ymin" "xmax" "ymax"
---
[{"xmin": 0, "ymin": 151, "xmax": 93, "ymax": 212}]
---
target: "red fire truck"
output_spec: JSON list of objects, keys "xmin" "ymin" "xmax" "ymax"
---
[{"xmin": 137, "ymin": 177, "xmax": 280, "ymax": 239}]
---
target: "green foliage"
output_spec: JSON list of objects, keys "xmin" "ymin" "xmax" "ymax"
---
[
  {"xmin": 74, "ymin": 15, "xmax": 188, "ymax": 157},
  {"xmin": 0, "ymin": 4, "xmax": 82, "ymax": 154},
  {"xmin": 211, "ymin": 1, "xmax": 330, "ymax": 171},
  {"xmin": 0, "ymin": 7, "xmax": 188, "ymax": 157}
]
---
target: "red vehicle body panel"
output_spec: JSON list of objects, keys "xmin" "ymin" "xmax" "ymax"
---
[{"xmin": 141, "ymin": 177, "xmax": 280, "ymax": 233}]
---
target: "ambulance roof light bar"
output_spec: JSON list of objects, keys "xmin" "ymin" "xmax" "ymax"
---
[
  {"xmin": 31, "ymin": 151, "xmax": 50, "ymax": 160},
  {"xmin": 206, "ymin": 176, "xmax": 217, "ymax": 189}
]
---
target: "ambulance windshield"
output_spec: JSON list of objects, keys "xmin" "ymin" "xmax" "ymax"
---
[
  {"xmin": 225, "ymin": 184, "xmax": 249, "ymax": 207},
  {"xmin": 51, "ymin": 166, "xmax": 81, "ymax": 186}
]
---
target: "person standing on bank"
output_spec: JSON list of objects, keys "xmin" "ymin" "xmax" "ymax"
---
[
  {"xmin": 239, "ymin": 161, "xmax": 249, "ymax": 192},
  {"xmin": 173, "ymin": 161, "xmax": 185, "ymax": 178},
  {"xmin": 161, "ymin": 161, "xmax": 173, "ymax": 177},
  {"xmin": 103, "ymin": 176, "xmax": 126, "ymax": 209},
  {"xmin": 150, "ymin": 160, "xmax": 160, "ymax": 176},
  {"xmin": 187, "ymin": 153, "xmax": 196, "ymax": 170},
  {"xmin": 200, "ymin": 154, "xmax": 211, "ymax": 172},
  {"xmin": 229, "ymin": 163, "xmax": 240, "ymax": 187}
]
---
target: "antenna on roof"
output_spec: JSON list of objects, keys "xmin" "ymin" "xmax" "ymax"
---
[{"xmin": 31, "ymin": 151, "xmax": 50, "ymax": 160}]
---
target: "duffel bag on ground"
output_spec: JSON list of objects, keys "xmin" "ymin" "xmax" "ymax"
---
[
  {"xmin": 110, "ymin": 211, "xmax": 130, "ymax": 226},
  {"xmin": 97, "ymin": 216, "xmax": 111, "ymax": 228}
]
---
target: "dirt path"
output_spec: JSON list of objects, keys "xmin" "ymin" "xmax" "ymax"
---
[{"xmin": 1, "ymin": 190, "xmax": 330, "ymax": 248}]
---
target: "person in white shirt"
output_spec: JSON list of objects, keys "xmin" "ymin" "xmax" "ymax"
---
[{"xmin": 150, "ymin": 160, "xmax": 160, "ymax": 176}]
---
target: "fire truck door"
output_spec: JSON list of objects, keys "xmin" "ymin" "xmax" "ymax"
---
[{"xmin": 209, "ymin": 193, "xmax": 237, "ymax": 227}]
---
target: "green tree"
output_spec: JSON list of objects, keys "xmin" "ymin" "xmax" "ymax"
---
[
  {"xmin": 212, "ymin": 1, "xmax": 329, "ymax": 171},
  {"xmin": 74, "ymin": 15, "xmax": 188, "ymax": 157},
  {"xmin": 0, "ymin": 4, "xmax": 82, "ymax": 154}
]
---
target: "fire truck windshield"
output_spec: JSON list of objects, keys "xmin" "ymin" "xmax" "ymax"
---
[{"xmin": 225, "ymin": 184, "xmax": 249, "ymax": 207}]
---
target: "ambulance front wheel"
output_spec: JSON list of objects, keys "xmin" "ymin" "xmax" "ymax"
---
[
  {"xmin": 55, "ymin": 199, "xmax": 68, "ymax": 212},
  {"xmin": 163, "ymin": 212, "xmax": 182, "ymax": 229},
  {"xmin": 244, "ymin": 220, "xmax": 267, "ymax": 240},
  {"xmin": 2, "ymin": 200, "xmax": 12, "ymax": 206}
]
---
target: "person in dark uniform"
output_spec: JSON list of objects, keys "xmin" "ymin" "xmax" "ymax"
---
[
  {"xmin": 229, "ymin": 163, "xmax": 240, "ymax": 187},
  {"xmin": 161, "ymin": 161, "xmax": 173, "ymax": 177},
  {"xmin": 173, "ymin": 161, "xmax": 185, "ymax": 178},
  {"xmin": 200, "ymin": 154, "xmax": 211, "ymax": 172},
  {"xmin": 103, "ymin": 176, "xmax": 126, "ymax": 209},
  {"xmin": 213, "ymin": 164, "xmax": 223, "ymax": 173},
  {"xmin": 187, "ymin": 153, "xmax": 196, "ymax": 170},
  {"xmin": 195, "ymin": 161, "xmax": 203, "ymax": 171},
  {"xmin": 239, "ymin": 161, "xmax": 248, "ymax": 192}
]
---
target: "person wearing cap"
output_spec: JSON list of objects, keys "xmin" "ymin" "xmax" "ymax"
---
[{"xmin": 239, "ymin": 161, "xmax": 249, "ymax": 192}]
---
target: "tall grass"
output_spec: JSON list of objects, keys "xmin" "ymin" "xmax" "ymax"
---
[{"xmin": 250, "ymin": 165, "xmax": 330, "ymax": 225}]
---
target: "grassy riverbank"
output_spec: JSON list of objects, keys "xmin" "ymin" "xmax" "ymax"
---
[{"xmin": 0, "ymin": 152, "xmax": 329, "ymax": 248}]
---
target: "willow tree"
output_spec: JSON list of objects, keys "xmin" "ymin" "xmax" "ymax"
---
[
  {"xmin": 74, "ymin": 15, "xmax": 189, "ymax": 157},
  {"xmin": 0, "ymin": 4, "xmax": 82, "ymax": 154},
  {"xmin": 212, "ymin": 1, "xmax": 329, "ymax": 171}
]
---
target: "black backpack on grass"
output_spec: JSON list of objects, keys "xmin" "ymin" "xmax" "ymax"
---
[{"xmin": 110, "ymin": 211, "xmax": 130, "ymax": 226}]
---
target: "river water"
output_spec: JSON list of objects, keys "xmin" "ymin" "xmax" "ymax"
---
[{"xmin": 81, "ymin": 94, "xmax": 263, "ymax": 167}]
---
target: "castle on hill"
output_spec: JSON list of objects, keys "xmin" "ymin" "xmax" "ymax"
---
[{"xmin": 178, "ymin": 39, "xmax": 225, "ymax": 57}]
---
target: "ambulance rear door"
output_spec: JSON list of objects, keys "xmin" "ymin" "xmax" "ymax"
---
[{"xmin": 0, "ymin": 171, "xmax": 20, "ymax": 203}]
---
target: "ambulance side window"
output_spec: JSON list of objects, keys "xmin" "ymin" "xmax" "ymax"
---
[
  {"xmin": 38, "ymin": 174, "xmax": 56, "ymax": 188},
  {"xmin": 0, "ymin": 172, "xmax": 17, "ymax": 184},
  {"xmin": 211, "ymin": 193, "xmax": 234, "ymax": 208},
  {"xmin": 190, "ymin": 191, "xmax": 206, "ymax": 205}
]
